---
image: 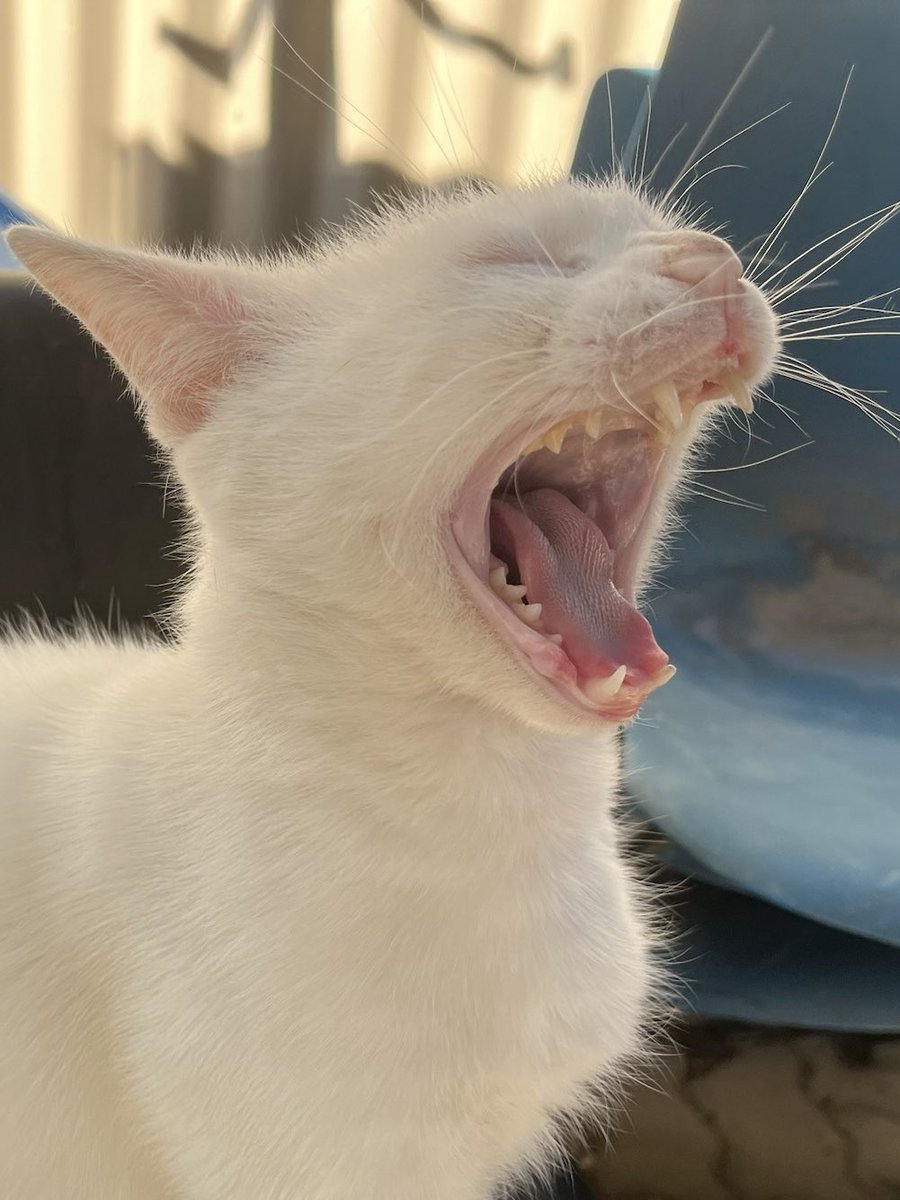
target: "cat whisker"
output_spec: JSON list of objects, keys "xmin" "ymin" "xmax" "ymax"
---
[
  {"xmin": 407, "ymin": 33, "xmax": 464, "ymax": 176},
  {"xmin": 609, "ymin": 370, "xmax": 665, "ymax": 437},
  {"xmin": 665, "ymin": 102, "xmax": 788, "ymax": 207},
  {"xmin": 776, "ymin": 352, "xmax": 900, "ymax": 441},
  {"xmin": 636, "ymin": 82, "xmax": 653, "ymax": 188},
  {"xmin": 644, "ymin": 121, "xmax": 688, "ymax": 187},
  {"xmin": 664, "ymin": 27, "xmax": 774, "ymax": 202},
  {"xmin": 777, "ymin": 284, "xmax": 900, "ymax": 324},
  {"xmin": 387, "ymin": 361, "xmax": 560, "ymax": 564},
  {"xmin": 759, "ymin": 202, "xmax": 900, "ymax": 294},
  {"xmin": 746, "ymin": 70, "xmax": 854, "ymax": 282},
  {"xmin": 764, "ymin": 394, "xmax": 810, "ymax": 438},
  {"xmin": 616, "ymin": 292, "xmax": 740, "ymax": 341},
  {"xmin": 762, "ymin": 200, "xmax": 900, "ymax": 304},
  {"xmin": 693, "ymin": 439, "xmax": 813, "ymax": 473},
  {"xmin": 668, "ymin": 162, "xmax": 748, "ymax": 211},
  {"xmin": 440, "ymin": 54, "xmax": 480, "ymax": 167},
  {"xmin": 771, "ymin": 216, "xmax": 900, "ymax": 307},
  {"xmin": 686, "ymin": 482, "xmax": 767, "ymax": 512},
  {"xmin": 363, "ymin": 348, "xmax": 544, "ymax": 449},
  {"xmin": 265, "ymin": 57, "xmax": 424, "ymax": 184},
  {"xmin": 779, "ymin": 303, "xmax": 900, "ymax": 331},
  {"xmin": 783, "ymin": 329, "xmax": 900, "ymax": 341}
]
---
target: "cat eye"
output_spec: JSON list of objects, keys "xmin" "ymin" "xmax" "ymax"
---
[{"xmin": 462, "ymin": 244, "xmax": 588, "ymax": 275}]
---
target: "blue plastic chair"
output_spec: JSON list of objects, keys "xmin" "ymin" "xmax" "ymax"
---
[
  {"xmin": 0, "ymin": 192, "xmax": 36, "ymax": 268},
  {"xmin": 574, "ymin": 0, "xmax": 900, "ymax": 1028}
]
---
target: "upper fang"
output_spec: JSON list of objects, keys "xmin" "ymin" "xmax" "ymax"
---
[
  {"xmin": 651, "ymin": 381, "xmax": 683, "ymax": 430},
  {"xmin": 722, "ymin": 372, "xmax": 754, "ymax": 414}
]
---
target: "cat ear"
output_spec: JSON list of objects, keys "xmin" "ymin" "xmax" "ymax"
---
[{"xmin": 5, "ymin": 225, "xmax": 272, "ymax": 447}]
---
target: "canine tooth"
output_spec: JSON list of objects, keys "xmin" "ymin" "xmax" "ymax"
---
[
  {"xmin": 502, "ymin": 583, "xmax": 527, "ymax": 602},
  {"xmin": 723, "ymin": 372, "xmax": 753, "ymax": 414},
  {"xmin": 583, "ymin": 665, "xmax": 627, "ymax": 704},
  {"xmin": 544, "ymin": 423, "xmax": 569, "ymax": 454},
  {"xmin": 651, "ymin": 380, "xmax": 683, "ymax": 430},
  {"xmin": 521, "ymin": 602, "xmax": 543, "ymax": 624},
  {"xmin": 585, "ymin": 412, "xmax": 602, "ymax": 439},
  {"xmin": 489, "ymin": 565, "xmax": 509, "ymax": 591},
  {"xmin": 651, "ymin": 663, "xmax": 677, "ymax": 687}
]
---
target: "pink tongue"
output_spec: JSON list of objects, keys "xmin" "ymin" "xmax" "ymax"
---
[{"xmin": 490, "ymin": 490, "xmax": 668, "ymax": 683}]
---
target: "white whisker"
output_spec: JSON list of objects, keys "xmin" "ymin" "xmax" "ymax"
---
[
  {"xmin": 694, "ymin": 440, "xmax": 813, "ymax": 473},
  {"xmin": 669, "ymin": 162, "xmax": 748, "ymax": 209},
  {"xmin": 269, "ymin": 26, "xmax": 424, "ymax": 182},
  {"xmin": 665, "ymin": 27, "xmax": 774, "ymax": 200},
  {"xmin": 666, "ymin": 101, "xmax": 788, "ymax": 205},
  {"xmin": 759, "ymin": 201, "xmax": 900, "ymax": 294},
  {"xmin": 364, "ymin": 349, "xmax": 544, "ymax": 448},
  {"xmin": 764, "ymin": 202, "xmax": 900, "ymax": 307},
  {"xmin": 746, "ymin": 69, "xmax": 854, "ymax": 280},
  {"xmin": 388, "ymin": 362, "xmax": 560, "ymax": 563},
  {"xmin": 776, "ymin": 353, "xmax": 900, "ymax": 440},
  {"xmin": 687, "ymin": 482, "xmax": 767, "ymax": 512}
]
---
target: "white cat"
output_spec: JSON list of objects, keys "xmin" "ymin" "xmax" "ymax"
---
[{"xmin": 1, "ymin": 180, "xmax": 777, "ymax": 1199}]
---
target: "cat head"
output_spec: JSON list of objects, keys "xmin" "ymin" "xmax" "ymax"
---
[{"xmin": 6, "ymin": 180, "xmax": 778, "ymax": 732}]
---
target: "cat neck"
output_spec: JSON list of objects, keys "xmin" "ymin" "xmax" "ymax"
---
[{"xmin": 172, "ymin": 562, "xmax": 622, "ymax": 866}]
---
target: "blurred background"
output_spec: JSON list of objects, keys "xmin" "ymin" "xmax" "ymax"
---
[{"xmin": 0, "ymin": 0, "xmax": 676, "ymax": 248}]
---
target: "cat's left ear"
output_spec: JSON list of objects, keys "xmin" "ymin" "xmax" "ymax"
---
[{"xmin": 5, "ymin": 225, "xmax": 275, "ymax": 448}]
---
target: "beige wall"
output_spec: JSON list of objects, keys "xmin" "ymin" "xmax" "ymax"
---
[{"xmin": 0, "ymin": 0, "xmax": 677, "ymax": 249}]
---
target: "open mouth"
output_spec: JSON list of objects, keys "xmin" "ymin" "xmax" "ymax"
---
[{"xmin": 447, "ymin": 374, "xmax": 753, "ymax": 721}]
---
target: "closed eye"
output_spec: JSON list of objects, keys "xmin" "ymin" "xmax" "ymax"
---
[{"xmin": 461, "ymin": 244, "xmax": 589, "ymax": 275}]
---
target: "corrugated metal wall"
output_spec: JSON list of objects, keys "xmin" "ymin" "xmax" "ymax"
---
[{"xmin": 0, "ymin": 0, "xmax": 676, "ymax": 249}]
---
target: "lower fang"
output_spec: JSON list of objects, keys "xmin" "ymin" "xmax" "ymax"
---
[{"xmin": 582, "ymin": 665, "xmax": 627, "ymax": 704}]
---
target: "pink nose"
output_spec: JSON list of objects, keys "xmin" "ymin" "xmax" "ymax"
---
[
  {"xmin": 630, "ymin": 229, "xmax": 744, "ymax": 296},
  {"xmin": 628, "ymin": 229, "xmax": 746, "ymax": 359}
]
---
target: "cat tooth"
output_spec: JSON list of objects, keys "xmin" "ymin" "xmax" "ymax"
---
[
  {"xmin": 582, "ymin": 665, "xmax": 627, "ymax": 704},
  {"xmin": 651, "ymin": 380, "xmax": 683, "ymax": 431},
  {"xmin": 502, "ymin": 583, "xmax": 528, "ymax": 602},
  {"xmin": 521, "ymin": 602, "xmax": 543, "ymax": 625},
  {"xmin": 650, "ymin": 663, "xmax": 677, "ymax": 688},
  {"xmin": 548, "ymin": 633, "xmax": 564, "ymax": 645},
  {"xmin": 585, "ymin": 411, "xmax": 602, "ymax": 439},
  {"xmin": 489, "ymin": 565, "xmax": 509, "ymax": 592},
  {"xmin": 544, "ymin": 422, "xmax": 569, "ymax": 454},
  {"xmin": 723, "ymin": 373, "xmax": 753, "ymax": 414}
]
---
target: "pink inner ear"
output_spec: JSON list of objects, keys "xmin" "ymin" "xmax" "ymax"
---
[
  {"xmin": 5, "ymin": 226, "xmax": 260, "ymax": 445},
  {"xmin": 90, "ymin": 263, "xmax": 255, "ymax": 440}
]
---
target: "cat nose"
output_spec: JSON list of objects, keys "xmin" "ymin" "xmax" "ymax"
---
[
  {"xmin": 660, "ymin": 233, "xmax": 743, "ymax": 299},
  {"xmin": 629, "ymin": 229, "xmax": 747, "ymax": 362},
  {"xmin": 630, "ymin": 229, "xmax": 744, "ymax": 297}
]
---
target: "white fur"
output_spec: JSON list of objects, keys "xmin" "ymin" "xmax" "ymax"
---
[{"xmin": 0, "ymin": 180, "xmax": 776, "ymax": 1199}]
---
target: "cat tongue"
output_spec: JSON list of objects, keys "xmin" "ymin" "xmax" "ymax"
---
[{"xmin": 489, "ymin": 490, "xmax": 668, "ymax": 685}]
